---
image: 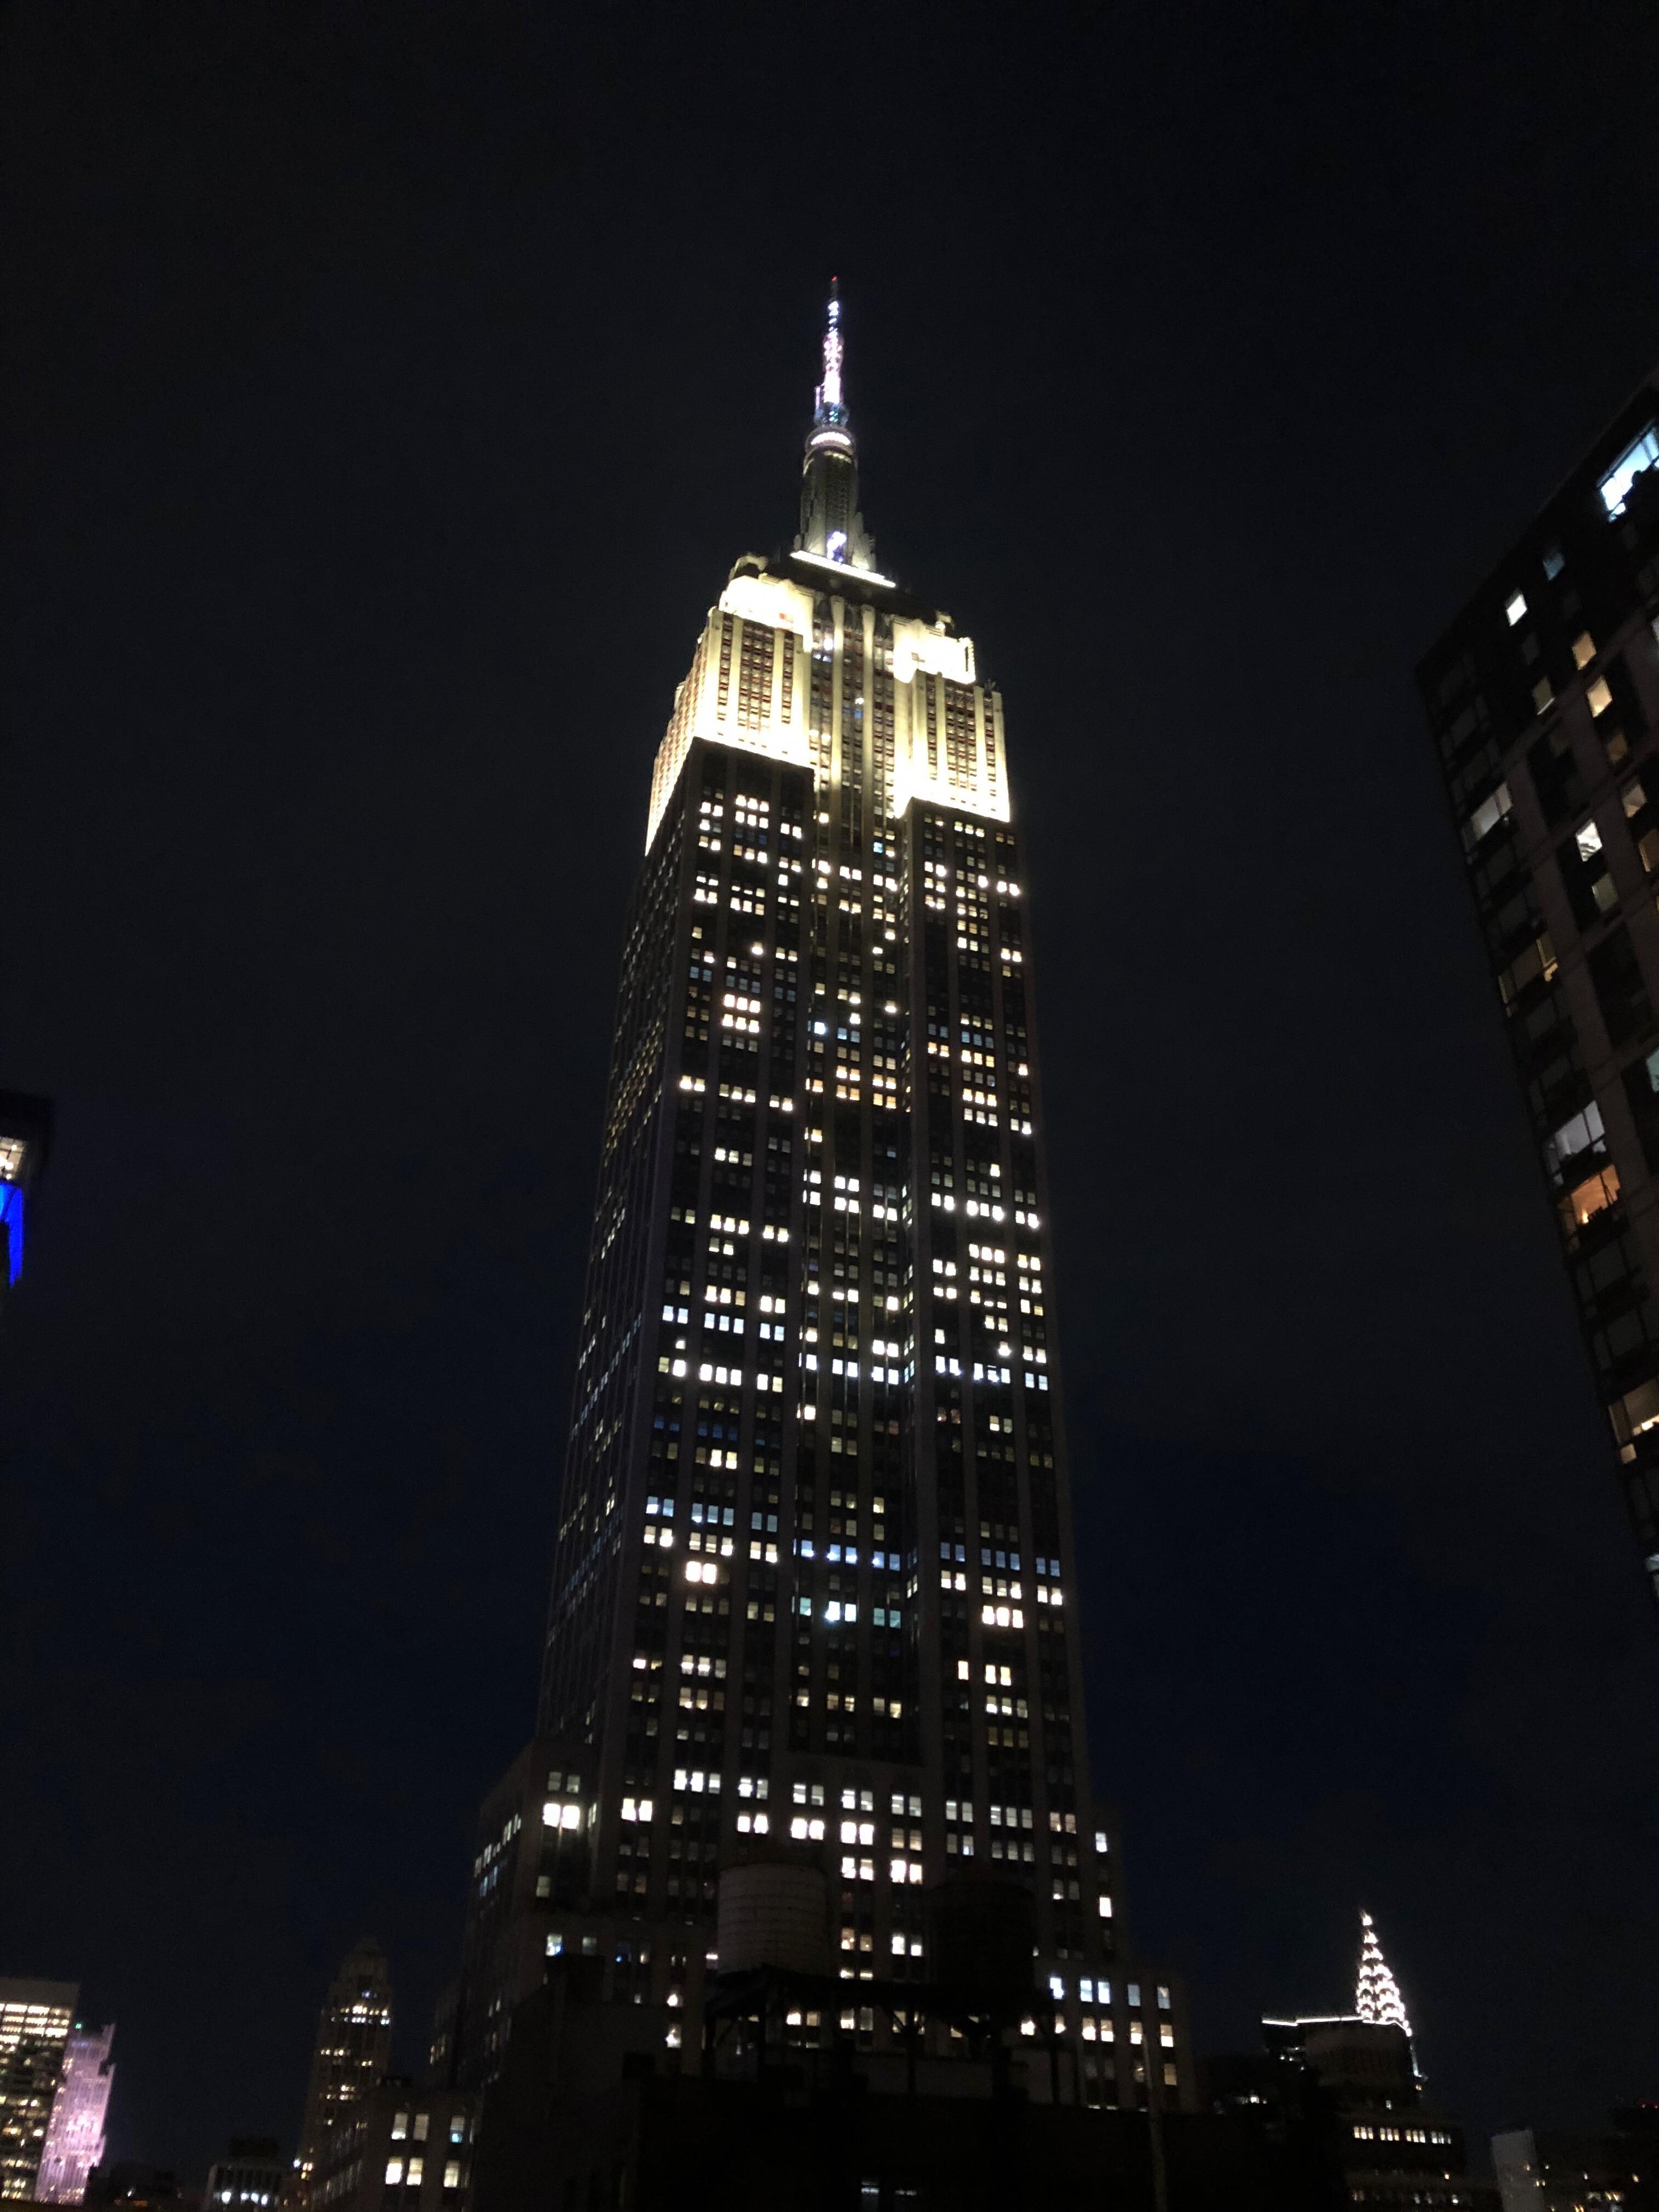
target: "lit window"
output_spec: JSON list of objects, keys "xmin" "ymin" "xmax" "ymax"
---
[
  {"xmin": 1545, "ymin": 1101, "xmax": 1605, "ymax": 1178},
  {"xmin": 1572, "ymin": 631, "xmax": 1596, "ymax": 670},
  {"xmin": 391, "ymin": 2118, "xmax": 408, "ymax": 2143},
  {"xmin": 385, "ymin": 2165, "xmax": 404, "ymax": 2187},
  {"xmin": 413, "ymin": 2117, "xmax": 429, "ymax": 2143},
  {"xmin": 1587, "ymin": 674, "xmax": 1613, "ymax": 718},
  {"xmin": 405, "ymin": 2162, "xmax": 423, "ymax": 2187},
  {"xmin": 442, "ymin": 2167, "xmax": 461, "ymax": 2192},
  {"xmin": 1505, "ymin": 591, "xmax": 1527, "ymax": 625},
  {"xmin": 1599, "ymin": 424, "xmax": 1659, "ymax": 515},
  {"xmin": 1575, "ymin": 819, "xmax": 1603, "ymax": 861}
]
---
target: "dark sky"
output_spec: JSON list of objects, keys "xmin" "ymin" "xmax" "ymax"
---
[{"xmin": 4, "ymin": 0, "xmax": 1658, "ymax": 2182}]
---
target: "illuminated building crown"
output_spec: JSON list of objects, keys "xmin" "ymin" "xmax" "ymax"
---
[
  {"xmin": 795, "ymin": 279, "xmax": 876, "ymax": 572},
  {"xmin": 1355, "ymin": 1909, "xmax": 1413, "ymax": 2036}
]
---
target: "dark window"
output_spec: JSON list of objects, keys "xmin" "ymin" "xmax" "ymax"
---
[
  {"xmin": 1588, "ymin": 927, "xmax": 1655, "ymax": 1049},
  {"xmin": 1623, "ymin": 1051, "xmax": 1659, "ymax": 1173},
  {"xmin": 1526, "ymin": 725, "xmax": 1588, "ymax": 829}
]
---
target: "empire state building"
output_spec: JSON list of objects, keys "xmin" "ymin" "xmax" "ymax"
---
[{"xmin": 441, "ymin": 291, "xmax": 1188, "ymax": 2125}]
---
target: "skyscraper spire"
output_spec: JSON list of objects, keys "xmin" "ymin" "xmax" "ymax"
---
[
  {"xmin": 796, "ymin": 279, "xmax": 875, "ymax": 571},
  {"xmin": 1355, "ymin": 1909, "xmax": 1412, "ymax": 2036},
  {"xmin": 814, "ymin": 277, "xmax": 848, "ymax": 431}
]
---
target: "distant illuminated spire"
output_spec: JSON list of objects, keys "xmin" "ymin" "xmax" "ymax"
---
[
  {"xmin": 1355, "ymin": 1910, "xmax": 1412, "ymax": 2036},
  {"xmin": 814, "ymin": 278, "xmax": 847, "ymax": 428},
  {"xmin": 796, "ymin": 278, "xmax": 875, "ymax": 571}
]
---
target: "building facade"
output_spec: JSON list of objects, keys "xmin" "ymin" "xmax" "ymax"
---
[
  {"xmin": 431, "ymin": 1739, "xmax": 591, "ymax": 2089},
  {"xmin": 0, "ymin": 1980, "xmax": 76, "ymax": 2201},
  {"xmin": 1418, "ymin": 376, "xmax": 1659, "ymax": 1612},
  {"xmin": 449, "ymin": 290, "xmax": 1190, "ymax": 2118},
  {"xmin": 1260, "ymin": 2018, "xmax": 1472, "ymax": 2211},
  {"xmin": 204, "ymin": 2141, "xmax": 285, "ymax": 2212},
  {"xmin": 1493, "ymin": 2125, "xmax": 1649, "ymax": 2212},
  {"xmin": 291, "ymin": 1946, "xmax": 393, "ymax": 2206},
  {"xmin": 36, "ymin": 2022, "xmax": 115, "ymax": 2204},
  {"xmin": 307, "ymin": 2084, "xmax": 475, "ymax": 2212}
]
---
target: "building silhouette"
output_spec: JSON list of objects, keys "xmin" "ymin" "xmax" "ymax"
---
[
  {"xmin": 303, "ymin": 2084, "xmax": 476, "ymax": 2212},
  {"xmin": 1493, "ymin": 2123, "xmax": 1655, "ymax": 2212},
  {"xmin": 203, "ymin": 2141, "xmax": 284, "ymax": 2212},
  {"xmin": 1418, "ymin": 376, "xmax": 1659, "ymax": 1611},
  {"xmin": 1257, "ymin": 2017, "xmax": 1472, "ymax": 2212},
  {"xmin": 291, "ymin": 1945, "xmax": 392, "ymax": 2207},
  {"xmin": 438, "ymin": 289, "xmax": 1192, "ymax": 2179}
]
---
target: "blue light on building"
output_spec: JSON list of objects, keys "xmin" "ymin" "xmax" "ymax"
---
[{"xmin": 0, "ymin": 1181, "xmax": 23, "ymax": 1285}]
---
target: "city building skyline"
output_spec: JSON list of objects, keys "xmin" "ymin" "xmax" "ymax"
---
[
  {"xmin": 1419, "ymin": 375, "xmax": 1659, "ymax": 1614},
  {"xmin": 443, "ymin": 289, "xmax": 1190, "ymax": 2113}
]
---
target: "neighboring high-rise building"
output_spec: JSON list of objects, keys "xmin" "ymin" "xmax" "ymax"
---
[
  {"xmin": 1493, "ymin": 2125, "xmax": 1650, "ymax": 2212},
  {"xmin": 36, "ymin": 2021, "xmax": 115, "ymax": 2204},
  {"xmin": 1221, "ymin": 1916, "xmax": 1481, "ymax": 2212},
  {"xmin": 1418, "ymin": 377, "xmax": 1659, "ymax": 1613},
  {"xmin": 0, "ymin": 1092, "xmax": 53, "ymax": 1319},
  {"xmin": 1259, "ymin": 2015, "xmax": 1474, "ymax": 2211},
  {"xmin": 292, "ymin": 1945, "xmax": 392, "ymax": 2204},
  {"xmin": 0, "ymin": 1979, "xmax": 76, "ymax": 2200},
  {"xmin": 429, "ymin": 1741, "xmax": 590, "ymax": 2090},
  {"xmin": 304, "ymin": 2083, "xmax": 476, "ymax": 2212},
  {"xmin": 444, "ymin": 289, "xmax": 1191, "ymax": 2128},
  {"xmin": 204, "ymin": 2140, "xmax": 285, "ymax": 2212}
]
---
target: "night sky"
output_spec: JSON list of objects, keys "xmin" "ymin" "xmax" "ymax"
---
[{"xmin": 5, "ymin": 1, "xmax": 1658, "ymax": 2182}]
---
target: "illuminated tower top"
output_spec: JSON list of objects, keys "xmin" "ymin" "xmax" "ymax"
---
[
  {"xmin": 814, "ymin": 276, "xmax": 848, "ymax": 430},
  {"xmin": 795, "ymin": 280, "xmax": 876, "ymax": 573},
  {"xmin": 1355, "ymin": 1909, "xmax": 1412, "ymax": 2037}
]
